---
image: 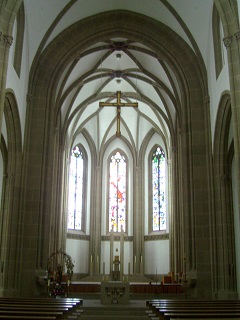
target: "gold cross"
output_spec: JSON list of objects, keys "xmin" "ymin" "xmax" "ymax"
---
[{"xmin": 99, "ymin": 91, "xmax": 138, "ymax": 137}]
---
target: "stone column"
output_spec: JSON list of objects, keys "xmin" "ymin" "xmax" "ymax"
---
[
  {"xmin": 89, "ymin": 164, "xmax": 102, "ymax": 275},
  {"xmin": 120, "ymin": 229, "xmax": 124, "ymax": 280},
  {"xmin": 133, "ymin": 166, "xmax": 144, "ymax": 274},
  {"xmin": 223, "ymin": 30, "xmax": 240, "ymax": 233},
  {"xmin": 0, "ymin": 30, "xmax": 13, "ymax": 135},
  {"xmin": 110, "ymin": 231, "xmax": 114, "ymax": 277}
]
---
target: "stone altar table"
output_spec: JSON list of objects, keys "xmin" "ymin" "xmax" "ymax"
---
[{"xmin": 101, "ymin": 281, "xmax": 130, "ymax": 304}]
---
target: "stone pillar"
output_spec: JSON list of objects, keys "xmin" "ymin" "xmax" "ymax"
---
[
  {"xmin": 222, "ymin": 19, "xmax": 240, "ymax": 235},
  {"xmin": 133, "ymin": 166, "xmax": 144, "ymax": 274},
  {"xmin": 0, "ymin": 30, "xmax": 13, "ymax": 135},
  {"xmin": 89, "ymin": 164, "xmax": 102, "ymax": 275},
  {"xmin": 120, "ymin": 229, "xmax": 124, "ymax": 280},
  {"xmin": 110, "ymin": 231, "xmax": 114, "ymax": 277}
]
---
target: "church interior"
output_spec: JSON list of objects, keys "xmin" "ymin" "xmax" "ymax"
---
[{"xmin": 0, "ymin": 0, "xmax": 240, "ymax": 307}]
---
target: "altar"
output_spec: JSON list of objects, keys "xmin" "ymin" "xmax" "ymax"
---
[{"xmin": 101, "ymin": 281, "xmax": 130, "ymax": 304}]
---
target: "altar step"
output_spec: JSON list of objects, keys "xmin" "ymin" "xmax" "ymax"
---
[
  {"xmin": 79, "ymin": 274, "xmax": 152, "ymax": 283},
  {"xmin": 80, "ymin": 316, "xmax": 149, "ymax": 319},
  {"xmin": 79, "ymin": 301, "xmax": 149, "ymax": 320}
]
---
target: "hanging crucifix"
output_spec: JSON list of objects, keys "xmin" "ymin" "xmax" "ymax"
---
[{"xmin": 99, "ymin": 91, "xmax": 138, "ymax": 137}]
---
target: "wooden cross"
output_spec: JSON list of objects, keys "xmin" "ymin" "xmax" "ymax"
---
[{"xmin": 99, "ymin": 91, "xmax": 138, "ymax": 137}]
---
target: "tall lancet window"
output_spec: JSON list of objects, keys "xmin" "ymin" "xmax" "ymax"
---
[
  {"xmin": 109, "ymin": 151, "xmax": 126, "ymax": 232},
  {"xmin": 152, "ymin": 146, "xmax": 166, "ymax": 231},
  {"xmin": 68, "ymin": 146, "xmax": 84, "ymax": 230}
]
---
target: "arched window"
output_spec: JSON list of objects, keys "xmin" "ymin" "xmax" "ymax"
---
[
  {"xmin": 152, "ymin": 146, "xmax": 166, "ymax": 231},
  {"xmin": 109, "ymin": 150, "xmax": 127, "ymax": 232},
  {"xmin": 68, "ymin": 145, "xmax": 85, "ymax": 230}
]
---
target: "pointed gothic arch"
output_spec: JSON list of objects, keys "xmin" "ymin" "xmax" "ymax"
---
[
  {"xmin": 0, "ymin": 90, "xmax": 22, "ymax": 295},
  {"xmin": 213, "ymin": 92, "xmax": 237, "ymax": 298},
  {"xmin": 23, "ymin": 9, "xmax": 212, "ymax": 297}
]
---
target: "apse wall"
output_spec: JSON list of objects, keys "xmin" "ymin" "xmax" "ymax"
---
[{"xmin": 145, "ymin": 240, "xmax": 169, "ymax": 278}]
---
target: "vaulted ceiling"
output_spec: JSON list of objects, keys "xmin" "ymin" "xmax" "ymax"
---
[{"xmin": 24, "ymin": 0, "xmax": 213, "ymax": 154}]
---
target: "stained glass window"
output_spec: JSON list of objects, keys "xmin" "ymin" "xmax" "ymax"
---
[
  {"xmin": 109, "ymin": 151, "xmax": 126, "ymax": 232},
  {"xmin": 68, "ymin": 146, "xmax": 84, "ymax": 230},
  {"xmin": 152, "ymin": 146, "xmax": 166, "ymax": 231}
]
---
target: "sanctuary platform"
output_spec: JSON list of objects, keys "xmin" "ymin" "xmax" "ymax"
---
[{"xmin": 69, "ymin": 281, "xmax": 185, "ymax": 296}]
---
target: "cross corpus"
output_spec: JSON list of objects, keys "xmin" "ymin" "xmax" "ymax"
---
[{"xmin": 99, "ymin": 91, "xmax": 138, "ymax": 137}]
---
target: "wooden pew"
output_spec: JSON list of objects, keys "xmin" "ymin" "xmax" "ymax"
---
[
  {"xmin": 0, "ymin": 317, "xmax": 56, "ymax": 320},
  {"xmin": 0, "ymin": 311, "xmax": 63, "ymax": 319},
  {"xmin": 162, "ymin": 312, "xmax": 240, "ymax": 319},
  {"xmin": 0, "ymin": 297, "xmax": 83, "ymax": 320},
  {"xmin": 146, "ymin": 299, "xmax": 240, "ymax": 320}
]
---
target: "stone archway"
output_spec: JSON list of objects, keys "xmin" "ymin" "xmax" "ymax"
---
[
  {"xmin": 0, "ymin": 91, "xmax": 22, "ymax": 296},
  {"xmin": 213, "ymin": 93, "xmax": 237, "ymax": 299},
  {"xmin": 22, "ymin": 10, "xmax": 212, "ymax": 298}
]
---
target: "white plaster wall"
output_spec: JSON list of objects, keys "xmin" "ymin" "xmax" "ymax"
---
[
  {"xmin": 145, "ymin": 240, "xmax": 169, "ymax": 276},
  {"xmin": 66, "ymin": 239, "xmax": 89, "ymax": 274},
  {"xmin": 101, "ymin": 241, "xmax": 133, "ymax": 275}
]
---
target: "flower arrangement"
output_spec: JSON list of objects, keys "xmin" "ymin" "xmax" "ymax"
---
[
  {"xmin": 47, "ymin": 249, "xmax": 74, "ymax": 298},
  {"xmin": 52, "ymin": 283, "xmax": 65, "ymax": 298}
]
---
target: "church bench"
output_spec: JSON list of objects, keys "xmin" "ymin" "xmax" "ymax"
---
[
  {"xmin": 162, "ymin": 312, "xmax": 240, "ymax": 319},
  {"xmin": 0, "ymin": 310, "xmax": 65, "ymax": 319},
  {"xmin": 0, "ymin": 316, "xmax": 57, "ymax": 320},
  {"xmin": 0, "ymin": 306, "xmax": 82, "ymax": 319},
  {"xmin": 0, "ymin": 297, "xmax": 82, "ymax": 309},
  {"xmin": 146, "ymin": 299, "xmax": 240, "ymax": 306},
  {"xmin": 0, "ymin": 298, "xmax": 83, "ymax": 320},
  {"xmin": 146, "ymin": 300, "xmax": 240, "ymax": 319},
  {"xmin": 147, "ymin": 300, "xmax": 240, "ymax": 312}
]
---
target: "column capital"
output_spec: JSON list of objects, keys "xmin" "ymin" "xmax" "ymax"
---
[
  {"xmin": 223, "ymin": 35, "xmax": 232, "ymax": 49},
  {"xmin": 204, "ymin": 95, "xmax": 210, "ymax": 104},
  {"xmin": 26, "ymin": 93, "xmax": 32, "ymax": 104},
  {"xmin": 2, "ymin": 34, "xmax": 13, "ymax": 47},
  {"xmin": 234, "ymin": 30, "xmax": 240, "ymax": 41}
]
